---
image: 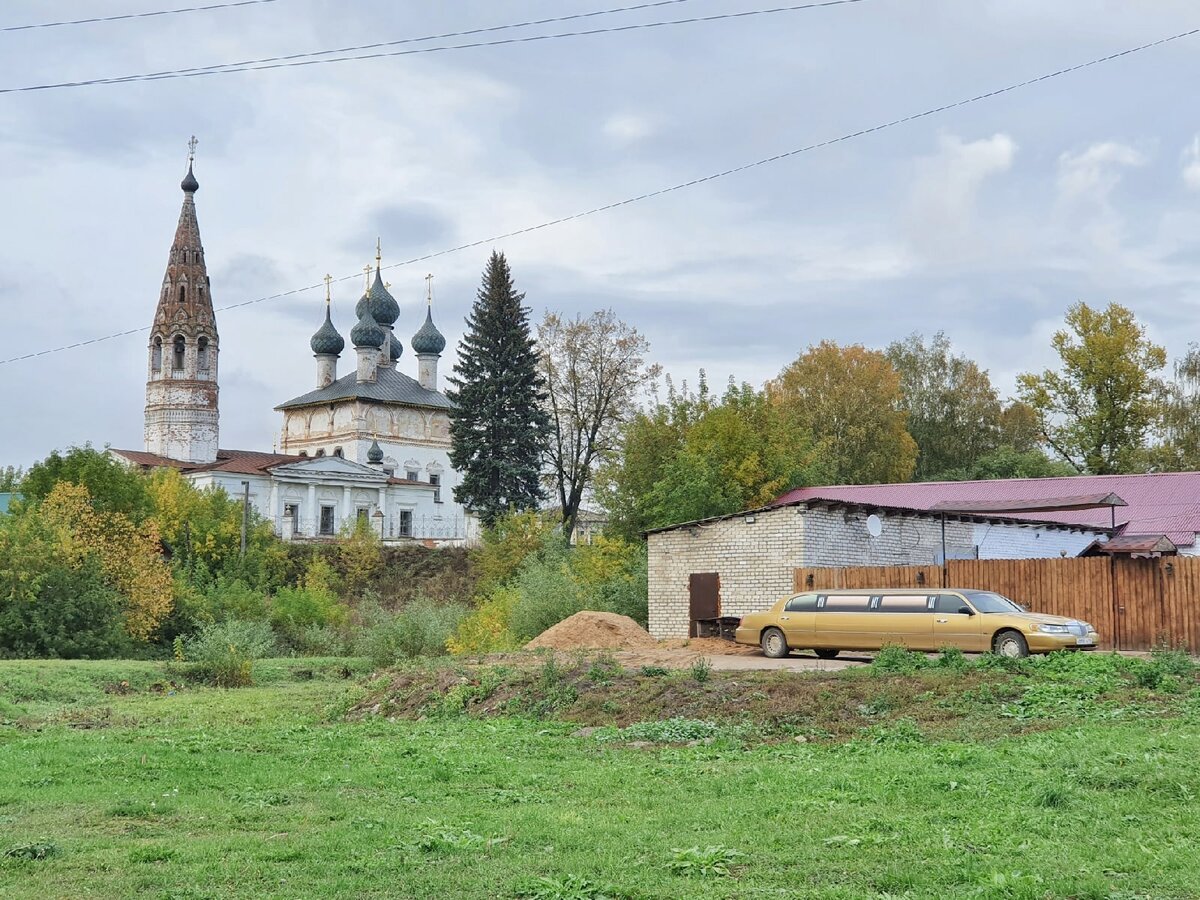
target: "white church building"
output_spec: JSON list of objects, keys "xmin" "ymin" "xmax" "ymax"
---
[{"xmin": 112, "ymin": 148, "xmax": 476, "ymax": 546}]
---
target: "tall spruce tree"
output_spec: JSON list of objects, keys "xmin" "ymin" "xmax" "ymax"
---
[{"xmin": 446, "ymin": 252, "xmax": 550, "ymax": 526}]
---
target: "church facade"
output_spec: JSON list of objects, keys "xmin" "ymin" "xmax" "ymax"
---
[{"xmin": 112, "ymin": 148, "xmax": 475, "ymax": 546}]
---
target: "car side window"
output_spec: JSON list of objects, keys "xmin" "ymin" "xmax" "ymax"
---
[
  {"xmin": 877, "ymin": 594, "xmax": 929, "ymax": 613},
  {"xmin": 819, "ymin": 594, "xmax": 873, "ymax": 612},
  {"xmin": 935, "ymin": 594, "xmax": 970, "ymax": 614},
  {"xmin": 785, "ymin": 594, "xmax": 818, "ymax": 612}
]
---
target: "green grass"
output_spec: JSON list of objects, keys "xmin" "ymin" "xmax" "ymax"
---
[{"xmin": 2, "ymin": 657, "xmax": 1199, "ymax": 898}]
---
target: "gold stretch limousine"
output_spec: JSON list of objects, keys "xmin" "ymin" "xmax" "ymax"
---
[{"xmin": 734, "ymin": 589, "xmax": 1100, "ymax": 659}]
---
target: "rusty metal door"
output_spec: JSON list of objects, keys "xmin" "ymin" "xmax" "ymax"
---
[{"xmin": 688, "ymin": 572, "xmax": 720, "ymax": 624}]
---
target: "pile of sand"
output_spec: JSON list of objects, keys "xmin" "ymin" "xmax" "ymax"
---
[{"xmin": 525, "ymin": 611, "xmax": 658, "ymax": 651}]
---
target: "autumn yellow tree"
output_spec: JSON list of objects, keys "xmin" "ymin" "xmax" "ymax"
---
[
  {"xmin": 768, "ymin": 341, "xmax": 917, "ymax": 485},
  {"xmin": 39, "ymin": 482, "xmax": 174, "ymax": 640}
]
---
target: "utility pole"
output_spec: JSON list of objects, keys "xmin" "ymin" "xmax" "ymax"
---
[{"xmin": 240, "ymin": 480, "xmax": 250, "ymax": 557}]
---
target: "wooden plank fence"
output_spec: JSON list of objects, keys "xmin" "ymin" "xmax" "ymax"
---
[{"xmin": 793, "ymin": 556, "xmax": 1200, "ymax": 651}]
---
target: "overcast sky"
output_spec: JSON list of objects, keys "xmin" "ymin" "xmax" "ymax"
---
[{"xmin": 2, "ymin": 0, "xmax": 1199, "ymax": 469}]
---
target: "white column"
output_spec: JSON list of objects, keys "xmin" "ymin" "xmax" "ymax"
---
[
  {"xmin": 342, "ymin": 484, "xmax": 353, "ymax": 530},
  {"xmin": 267, "ymin": 480, "xmax": 280, "ymax": 535},
  {"xmin": 378, "ymin": 485, "xmax": 388, "ymax": 537},
  {"xmin": 306, "ymin": 483, "xmax": 317, "ymax": 537}
]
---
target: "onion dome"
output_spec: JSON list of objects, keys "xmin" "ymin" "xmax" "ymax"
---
[
  {"xmin": 367, "ymin": 439, "xmax": 384, "ymax": 464},
  {"xmin": 310, "ymin": 306, "xmax": 344, "ymax": 356},
  {"xmin": 366, "ymin": 269, "xmax": 400, "ymax": 325},
  {"xmin": 388, "ymin": 332, "xmax": 402, "ymax": 361},
  {"xmin": 350, "ymin": 307, "xmax": 385, "ymax": 349},
  {"xmin": 181, "ymin": 162, "xmax": 199, "ymax": 194},
  {"xmin": 411, "ymin": 307, "xmax": 446, "ymax": 355}
]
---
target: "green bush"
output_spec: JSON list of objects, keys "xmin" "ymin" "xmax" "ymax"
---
[
  {"xmin": 184, "ymin": 619, "xmax": 277, "ymax": 686},
  {"xmin": 355, "ymin": 597, "xmax": 467, "ymax": 668},
  {"xmin": 509, "ymin": 547, "xmax": 584, "ymax": 642},
  {"xmin": 0, "ymin": 559, "xmax": 132, "ymax": 659}
]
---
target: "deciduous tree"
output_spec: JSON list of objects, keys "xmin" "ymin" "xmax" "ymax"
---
[
  {"xmin": 539, "ymin": 309, "xmax": 660, "ymax": 539},
  {"xmin": 446, "ymin": 252, "xmax": 550, "ymax": 526},
  {"xmin": 768, "ymin": 341, "xmax": 917, "ymax": 485},
  {"xmin": 1017, "ymin": 302, "xmax": 1166, "ymax": 474},
  {"xmin": 886, "ymin": 332, "xmax": 1003, "ymax": 480}
]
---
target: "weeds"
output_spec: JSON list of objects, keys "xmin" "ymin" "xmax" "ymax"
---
[
  {"xmin": 4, "ymin": 842, "xmax": 59, "ymax": 861},
  {"xmin": 870, "ymin": 646, "xmax": 929, "ymax": 674},
  {"xmin": 400, "ymin": 820, "xmax": 505, "ymax": 854},
  {"xmin": 637, "ymin": 665, "xmax": 668, "ymax": 677},
  {"xmin": 515, "ymin": 874, "xmax": 631, "ymax": 900},
  {"xmin": 690, "ymin": 656, "xmax": 712, "ymax": 683},
  {"xmin": 665, "ymin": 845, "xmax": 744, "ymax": 878}
]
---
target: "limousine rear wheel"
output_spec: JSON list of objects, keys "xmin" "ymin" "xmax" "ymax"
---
[
  {"xmin": 993, "ymin": 629, "xmax": 1029, "ymax": 659},
  {"xmin": 814, "ymin": 649, "xmax": 840, "ymax": 660},
  {"xmin": 761, "ymin": 628, "xmax": 789, "ymax": 659}
]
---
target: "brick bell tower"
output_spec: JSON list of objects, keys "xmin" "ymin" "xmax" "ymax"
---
[{"xmin": 144, "ymin": 137, "xmax": 219, "ymax": 463}]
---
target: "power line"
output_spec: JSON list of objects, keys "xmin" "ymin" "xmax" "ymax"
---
[
  {"xmin": 2, "ymin": 0, "xmax": 282, "ymax": 33},
  {"xmin": 70, "ymin": 0, "xmax": 708, "ymax": 80},
  {"xmin": 0, "ymin": 0, "xmax": 868, "ymax": 94},
  {"xmin": 3, "ymin": 23, "xmax": 1197, "ymax": 367}
]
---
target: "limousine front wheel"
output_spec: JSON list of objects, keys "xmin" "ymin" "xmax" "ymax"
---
[
  {"xmin": 761, "ymin": 628, "xmax": 789, "ymax": 659},
  {"xmin": 992, "ymin": 629, "xmax": 1029, "ymax": 659}
]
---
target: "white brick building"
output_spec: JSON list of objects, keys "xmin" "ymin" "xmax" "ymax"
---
[{"xmin": 646, "ymin": 500, "xmax": 1106, "ymax": 639}]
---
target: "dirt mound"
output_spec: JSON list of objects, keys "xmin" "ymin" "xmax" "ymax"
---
[{"xmin": 526, "ymin": 611, "xmax": 658, "ymax": 651}]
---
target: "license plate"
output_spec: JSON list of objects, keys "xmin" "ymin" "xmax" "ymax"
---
[{"xmin": 1076, "ymin": 637, "xmax": 1095, "ymax": 646}]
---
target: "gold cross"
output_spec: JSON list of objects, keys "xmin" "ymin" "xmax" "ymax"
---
[
  {"xmin": 323, "ymin": 273, "xmax": 333, "ymax": 304},
  {"xmin": 375, "ymin": 237, "xmax": 382, "ymax": 268},
  {"xmin": 363, "ymin": 264, "xmax": 372, "ymax": 292},
  {"xmin": 187, "ymin": 135, "xmax": 197, "ymax": 162},
  {"xmin": 425, "ymin": 273, "xmax": 434, "ymax": 306}
]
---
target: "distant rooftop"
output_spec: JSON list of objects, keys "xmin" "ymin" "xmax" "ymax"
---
[{"xmin": 774, "ymin": 471, "xmax": 1200, "ymax": 547}]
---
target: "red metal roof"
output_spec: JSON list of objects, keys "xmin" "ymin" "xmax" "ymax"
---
[{"xmin": 774, "ymin": 471, "xmax": 1200, "ymax": 547}]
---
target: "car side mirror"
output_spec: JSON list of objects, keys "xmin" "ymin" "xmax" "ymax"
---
[{"xmin": 958, "ymin": 606, "xmax": 974, "ymax": 617}]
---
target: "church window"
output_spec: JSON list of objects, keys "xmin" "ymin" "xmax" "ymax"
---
[
  {"xmin": 197, "ymin": 336, "xmax": 209, "ymax": 370},
  {"xmin": 315, "ymin": 449, "xmax": 326, "ymax": 458},
  {"xmin": 299, "ymin": 451, "xmax": 308, "ymax": 457},
  {"xmin": 356, "ymin": 508, "xmax": 369, "ymax": 525},
  {"xmin": 151, "ymin": 337, "xmax": 162, "ymax": 373},
  {"xmin": 319, "ymin": 506, "xmax": 336, "ymax": 536},
  {"xmin": 173, "ymin": 335, "xmax": 185, "ymax": 370},
  {"xmin": 333, "ymin": 447, "xmax": 344, "ymax": 459},
  {"xmin": 179, "ymin": 285, "xmax": 186, "ymax": 303},
  {"xmin": 398, "ymin": 510, "xmax": 413, "ymax": 537},
  {"xmin": 430, "ymin": 473, "xmax": 442, "ymax": 503},
  {"xmin": 406, "ymin": 469, "xmax": 418, "ymax": 481}
]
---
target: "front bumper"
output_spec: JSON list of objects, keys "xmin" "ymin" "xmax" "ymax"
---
[{"xmin": 1027, "ymin": 630, "xmax": 1101, "ymax": 652}]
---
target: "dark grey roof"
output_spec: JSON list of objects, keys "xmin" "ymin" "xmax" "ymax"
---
[{"xmin": 275, "ymin": 365, "xmax": 453, "ymax": 410}]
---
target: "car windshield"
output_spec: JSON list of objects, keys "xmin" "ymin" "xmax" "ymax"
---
[{"xmin": 961, "ymin": 591, "xmax": 1026, "ymax": 614}]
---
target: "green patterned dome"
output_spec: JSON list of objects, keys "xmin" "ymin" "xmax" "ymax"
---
[
  {"xmin": 367, "ymin": 439, "xmax": 384, "ymax": 464},
  {"xmin": 353, "ymin": 269, "xmax": 399, "ymax": 326},
  {"xmin": 350, "ymin": 307, "xmax": 385, "ymax": 349},
  {"xmin": 388, "ymin": 332, "xmax": 402, "ymax": 361},
  {"xmin": 310, "ymin": 307, "xmax": 344, "ymax": 356},
  {"xmin": 411, "ymin": 308, "xmax": 446, "ymax": 355}
]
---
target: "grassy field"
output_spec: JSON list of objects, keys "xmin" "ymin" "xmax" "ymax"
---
[{"xmin": 2, "ymin": 653, "xmax": 1200, "ymax": 899}]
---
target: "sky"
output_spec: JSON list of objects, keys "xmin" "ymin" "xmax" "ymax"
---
[{"xmin": 2, "ymin": 0, "xmax": 1200, "ymax": 469}]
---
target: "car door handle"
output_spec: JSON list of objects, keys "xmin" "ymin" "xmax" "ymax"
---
[
  {"xmin": 779, "ymin": 616, "xmax": 790, "ymax": 621},
  {"xmin": 935, "ymin": 618, "xmax": 948, "ymax": 623}
]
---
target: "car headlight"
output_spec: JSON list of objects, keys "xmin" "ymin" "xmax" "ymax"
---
[{"xmin": 1035, "ymin": 623, "xmax": 1070, "ymax": 634}]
